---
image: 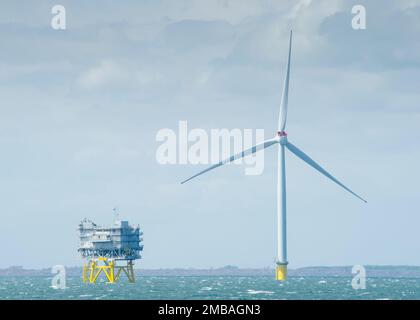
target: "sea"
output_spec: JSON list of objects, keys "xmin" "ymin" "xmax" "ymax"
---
[{"xmin": 0, "ymin": 275, "xmax": 419, "ymax": 300}]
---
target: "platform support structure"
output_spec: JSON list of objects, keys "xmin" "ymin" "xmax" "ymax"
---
[{"xmin": 82, "ymin": 257, "xmax": 135, "ymax": 284}]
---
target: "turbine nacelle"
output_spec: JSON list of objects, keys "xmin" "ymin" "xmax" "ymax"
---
[{"xmin": 276, "ymin": 131, "xmax": 288, "ymax": 145}]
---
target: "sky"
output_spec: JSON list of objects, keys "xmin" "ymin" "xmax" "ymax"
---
[{"xmin": 0, "ymin": 0, "xmax": 419, "ymax": 269}]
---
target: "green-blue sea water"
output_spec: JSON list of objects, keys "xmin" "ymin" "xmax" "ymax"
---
[{"xmin": 0, "ymin": 276, "xmax": 419, "ymax": 300}]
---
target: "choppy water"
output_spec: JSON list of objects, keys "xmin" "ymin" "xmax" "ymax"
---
[{"xmin": 0, "ymin": 276, "xmax": 419, "ymax": 300}]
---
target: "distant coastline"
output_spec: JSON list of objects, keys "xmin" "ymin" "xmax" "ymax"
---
[{"xmin": 1, "ymin": 265, "xmax": 420, "ymax": 278}]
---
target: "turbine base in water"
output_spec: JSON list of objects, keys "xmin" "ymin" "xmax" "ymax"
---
[{"xmin": 275, "ymin": 263, "xmax": 287, "ymax": 281}]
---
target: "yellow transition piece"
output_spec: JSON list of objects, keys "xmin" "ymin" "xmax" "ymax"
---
[{"xmin": 275, "ymin": 264, "xmax": 287, "ymax": 281}]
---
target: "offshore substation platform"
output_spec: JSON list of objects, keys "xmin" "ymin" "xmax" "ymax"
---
[{"xmin": 78, "ymin": 218, "xmax": 143, "ymax": 283}]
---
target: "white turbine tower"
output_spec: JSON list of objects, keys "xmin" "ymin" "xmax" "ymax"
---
[{"xmin": 181, "ymin": 30, "xmax": 367, "ymax": 281}]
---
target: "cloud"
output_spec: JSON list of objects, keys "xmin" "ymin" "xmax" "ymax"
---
[{"xmin": 78, "ymin": 60, "xmax": 126, "ymax": 89}]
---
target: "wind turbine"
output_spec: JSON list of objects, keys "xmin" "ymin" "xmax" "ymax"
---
[{"xmin": 181, "ymin": 30, "xmax": 367, "ymax": 281}]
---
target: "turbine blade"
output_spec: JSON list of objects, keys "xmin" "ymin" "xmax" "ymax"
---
[
  {"xmin": 278, "ymin": 30, "xmax": 292, "ymax": 132},
  {"xmin": 181, "ymin": 139, "xmax": 278, "ymax": 184},
  {"xmin": 285, "ymin": 141, "xmax": 367, "ymax": 203}
]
